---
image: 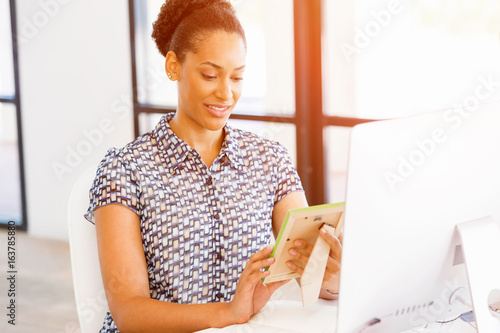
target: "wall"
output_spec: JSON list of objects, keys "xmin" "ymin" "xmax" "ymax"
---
[{"xmin": 17, "ymin": 0, "xmax": 134, "ymax": 240}]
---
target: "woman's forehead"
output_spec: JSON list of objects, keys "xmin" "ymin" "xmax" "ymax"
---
[{"xmin": 187, "ymin": 31, "xmax": 246, "ymax": 69}]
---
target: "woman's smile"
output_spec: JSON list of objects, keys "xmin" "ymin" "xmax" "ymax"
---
[{"xmin": 204, "ymin": 103, "xmax": 232, "ymax": 117}]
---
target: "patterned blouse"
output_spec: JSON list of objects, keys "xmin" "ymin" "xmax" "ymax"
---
[{"xmin": 84, "ymin": 113, "xmax": 303, "ymax": 332}]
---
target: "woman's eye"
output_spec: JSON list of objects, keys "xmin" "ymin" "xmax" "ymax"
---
[
  {"xmin": 232, "ymin": 77, "xmax": 244, "ymax": 82},
  {"xmin": 202, "ymin": 73, "xmax": 217, "ymax": 80}
]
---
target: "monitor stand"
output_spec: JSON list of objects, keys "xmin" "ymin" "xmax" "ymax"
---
[{"xmin": 456, "ymin": 216, "xmax": 500, "ymax": 332}]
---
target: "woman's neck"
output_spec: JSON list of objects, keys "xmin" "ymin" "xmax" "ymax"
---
[{"xmin": 169, "ymin": 112, "xmax": 225, "ymax": 168}]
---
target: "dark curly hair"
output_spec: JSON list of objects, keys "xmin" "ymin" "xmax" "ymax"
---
[{"xmin": 151, "ymin": 0, "xmax": 246, "ymax": 62}]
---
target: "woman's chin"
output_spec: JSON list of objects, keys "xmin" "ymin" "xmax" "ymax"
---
[
  {"xmin": 205, "ymin": 119, "xmax": 228, "ymax": 132},
  {"xmin": 204, "ymin": 114, "xmax": 231, "ymax": 131}
]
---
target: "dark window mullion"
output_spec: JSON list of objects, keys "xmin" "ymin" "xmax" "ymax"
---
[
  {"xmin": 229, "ymin": 113, "xmax": 295, "ymax": 124},
  {"xmin": 136, "ymin": 105, "xmax": 296, "ymax": 124},
  {"xmin": 128, "ymin": 0, "xmax": 141, "ymax": 138},
  {"xmin": 294, "ymin": 0, "xmax": 325, "ymax": 205},
  {"xmin": 0, "ymin": 97, "xmax": 15, "ymax": 103},
  {"xmin": 137, "ymin": 105, "xmax": 176, "ymax": 114},
  {"xmin": 326, "ymin": 116, "xmax": 377, "ymax": 128},
  {"xmin": 6, "ymin": 0, "xmax": 28, "ymax": 230}
]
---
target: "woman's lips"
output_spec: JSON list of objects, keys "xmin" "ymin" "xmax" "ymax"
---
[{"xmin": 205, "ymin": 104, "xmax": 232, "ymax": 117}]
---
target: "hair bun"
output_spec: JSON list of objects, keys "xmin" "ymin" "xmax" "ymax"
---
[{"xmin": 152, "ymin": 0, "xmax": 229, "ymax": 57}]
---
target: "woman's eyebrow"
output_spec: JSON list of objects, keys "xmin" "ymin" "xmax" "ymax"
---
[{"xmin": 200, "ymin": 61, "xmax": 246, "ymax": 71}]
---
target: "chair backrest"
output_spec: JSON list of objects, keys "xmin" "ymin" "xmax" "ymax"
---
[{"xmin": 68, "ymin": 167, "xmax": 108, "ymax": 333}]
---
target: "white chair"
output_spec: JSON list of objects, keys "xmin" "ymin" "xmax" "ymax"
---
[{"xmin": 68, "ymin": 167, "xmax": 109, "ymax": 333}]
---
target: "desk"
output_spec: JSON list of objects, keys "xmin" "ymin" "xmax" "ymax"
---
[{"xmin": 197, "ymin": 282, "xmax": 477, "ymax": 333}]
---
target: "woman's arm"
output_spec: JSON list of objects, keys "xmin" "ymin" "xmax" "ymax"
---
[
  {"xmin": 95, "ymin": 204, "xmax": 286, "ymax": 332},
  {"xmin": 95, "ymin": 204, "xmax": 236, "ymax": 332},
  {"xmin": 271, "ymin": 191, "xmax": 308, "ymax": 239}
]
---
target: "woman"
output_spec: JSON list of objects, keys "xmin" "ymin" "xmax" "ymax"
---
[{"xmin": 84, "ymin": 0, "xmax": 342, "ymax": 331}]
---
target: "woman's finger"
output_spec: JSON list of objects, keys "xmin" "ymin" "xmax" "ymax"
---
[
  {"xmin": 247, "ymin": 256, "xmax": 275, "ymax": 272},
  {"xmin": 248, "ymin": 245, "xmax": 273, "ymax": 263},
  {"xmin": 324, "ymin": 256, "xmax": 341, "ymax": 274},
  {"xmin": 285, "ymin": 259, "xmax": 304, "ymax": 276},
  {"xmin": 248, "ymin": 269, "xmax": 271, "ymax": 282},
  {"xmin": 240, "ymin": 246, "xmax": 274, "ymax": 281},
  {"xmin": 244, "ymin": 245, "xmax": 273, "ymax": 272},
  {"xmin": 319, "ymin": 227, "xmax": 342, "ymax": 261},
  {"xmin": 239, "ymin": 245, "xmax": 273, "ymax": 281},
  {"xmin": 287, "ymin": 246, "xmax": 308, "ymax": 267},
  {"xmin": 292, "ymin": 239, "xmax": 314, "ymax": 256},
  {"xmin": 265, "ymin": 279, "xmax": 291, "ymax": 294}
]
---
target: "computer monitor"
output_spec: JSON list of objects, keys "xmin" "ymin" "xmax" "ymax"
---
[{"xmin": 336, "ymin": 101, "xmax": 500, "ymax": 332}]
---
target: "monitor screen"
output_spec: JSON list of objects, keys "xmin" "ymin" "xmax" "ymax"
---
[{"xmin": 336, "ymin": 101, "xmax": 500, "ymax": 332}]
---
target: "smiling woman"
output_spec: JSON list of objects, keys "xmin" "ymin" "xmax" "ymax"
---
[
  {"xmin": 166, "ymin": 31, "xmax": 247, "ymax": 154},
  {"xmin": 84, "ymin": 1, "xmax": 341, "ymax": 332}
]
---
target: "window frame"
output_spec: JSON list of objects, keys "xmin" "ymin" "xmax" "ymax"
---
[
  {"xmin": 0, "ymin": 0, "xmax": 28, "ymax": 230},
  {"xmin": 128, "ymin": 0, "xmax": 375, "ymax": 205}
]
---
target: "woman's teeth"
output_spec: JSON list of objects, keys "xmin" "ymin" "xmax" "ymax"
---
[{"xmin": 209, "ymin": 106, "xmax": 227, "ymax": 111}]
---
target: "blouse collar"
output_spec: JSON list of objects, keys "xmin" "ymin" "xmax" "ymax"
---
[{"xmin": 153, "ymin": 113, "xmax": 244, "ymax": 174}]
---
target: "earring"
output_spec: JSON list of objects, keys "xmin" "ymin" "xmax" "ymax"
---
[{"xmin": 167, "ymin": 72, "xmax": 172, "ymax": 79}]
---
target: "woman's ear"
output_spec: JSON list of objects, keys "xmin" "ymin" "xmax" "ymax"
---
[{"xmin": 165, "ymin": 51, "xmax": 180, "ymax": 81}]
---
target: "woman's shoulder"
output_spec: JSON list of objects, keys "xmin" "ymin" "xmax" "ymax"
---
[
  {"xmin": 99, "ymin": 131, "xmax": 156, "ymax": 167},
  {"xmin": 229, "ymin": 126, "xmax": 289, "ymax": 154}
]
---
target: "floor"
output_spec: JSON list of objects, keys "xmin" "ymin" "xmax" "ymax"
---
[{"xmin": 0, "ymin": 229, "xmax": 80, "ymax": 333}]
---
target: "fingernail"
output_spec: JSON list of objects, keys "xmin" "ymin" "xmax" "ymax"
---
[
  {"xmin": 267, "ymin": 245, "xmax": 273, "ymax": 251},
  {"xmin": 268, "ymin": 257, "xmax": 274, "ymax": 263},
  {"xmin": 294, "ymin": 240, "xmax": 302, "ymax": 247},
  {"xmin": 289, "ymin": 248, "xmax": 297, "ymax": 256},
  {"xmin": 320, "ymin": 228, "xmax": 327, "ymax": 235},
  {"xmin": 286, "ymin": 261, "xmax": 293, "ymax": 268}
]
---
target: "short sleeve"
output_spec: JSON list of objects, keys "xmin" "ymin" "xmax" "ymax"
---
[
  {"xmin": 273, "ymin": 144, "xmax": 304, "ymax": 204},
  {"xmin": 84, "ymin": 148, "xmax": 141, "ymax": 224}
]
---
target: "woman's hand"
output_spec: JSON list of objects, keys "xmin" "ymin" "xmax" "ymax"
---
[
  {"xmin": 228, "ymin": 245, "xmax": 290, "ymax": 324},
  {"xmin": 285, "ymin": 226, "xmax": 342, "ymax": 295}
]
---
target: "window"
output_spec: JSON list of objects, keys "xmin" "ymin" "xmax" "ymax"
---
[
  {"xmin": 133, "ymin": 0, "xmax": 295, "ymax": 116},
  {"xmin": 324, "ymin": 0, "xmax": 500, "ymax": 120},
  {"xmin": 131, "ymin": 1, "xmax": 499, "ymax": 205},
  {"xmin": 129, "ymin": 0, "xmax": 372, "ymax": 205},
  {"xmin": 323, "ymin": 0, "xmax": 500, "ymax": 201},
  {"xmin": 0, "ymin": 0, "xmax": 27, "ymax": 229}
]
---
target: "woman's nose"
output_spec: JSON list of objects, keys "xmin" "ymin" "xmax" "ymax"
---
[{"xmin": 215, "ymin": 78, "xmax": 233, "ymax": 101}]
